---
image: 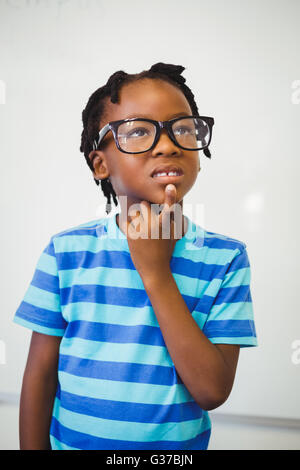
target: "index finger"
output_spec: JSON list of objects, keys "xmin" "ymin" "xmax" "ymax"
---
[{"xmin": 159, "ymin": 184, "xmax": 177, "ymax": 226}]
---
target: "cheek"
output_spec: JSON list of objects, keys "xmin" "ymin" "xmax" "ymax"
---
[
  {"xmin": 180, "ymin": 159, "xmax": 200, "ymax": 192},
  {"xmin": 111, "ymin": 162, "xmax": 146, "ymax": 194},
  {"xmin": 185, "ymin": 155, "xmax": 199, "ymax": 176}
]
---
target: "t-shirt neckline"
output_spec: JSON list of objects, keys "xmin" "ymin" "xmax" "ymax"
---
[{"xmin": 106, "ymin": 211, "xmax": 199, "ymax": 254}]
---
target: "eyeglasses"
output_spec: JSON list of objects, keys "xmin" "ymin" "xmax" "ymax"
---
[{"xmin": 92, "ymin": 115, "xmax": 214, "ymax": 158}]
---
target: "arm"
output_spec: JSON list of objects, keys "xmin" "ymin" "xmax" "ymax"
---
[
  {"xmin": 125, "ymin": 187, "xmax": 240, "ymax": 411},
  {"xmin": 19, "ymin": 331, "xmax": 62, "ymax": 450},
  {"xmin": 143, "ymin": 271, "xmax": 240, "ymax": 411}
]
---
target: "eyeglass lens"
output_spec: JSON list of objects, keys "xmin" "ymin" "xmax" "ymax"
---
[{"xmin": 117, "ymin": 118, "xmax": 210, "ymax": 153}]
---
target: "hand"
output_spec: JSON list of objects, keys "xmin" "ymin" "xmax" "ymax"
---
[{"xmin": 123, "ymin": 184, "xmax": 181, "ymax": 281}]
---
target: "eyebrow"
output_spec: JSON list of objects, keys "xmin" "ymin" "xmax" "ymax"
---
[{"xmin": 124, "ymin": 111, "xmax": 191, "ymax": 120}]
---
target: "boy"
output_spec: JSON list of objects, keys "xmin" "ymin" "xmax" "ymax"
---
[{"xmin": 14, "ymin": 62, "xmax": 257, "ymax": 450}]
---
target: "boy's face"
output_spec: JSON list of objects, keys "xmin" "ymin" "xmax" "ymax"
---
[{"xmin": 90, "ymin": 78, "xmax": 200, "ymax": 209}]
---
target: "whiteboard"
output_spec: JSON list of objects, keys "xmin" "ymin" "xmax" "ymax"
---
[{"xmin": 1, "ymin": 0, "xmax": 299, "ymax": 420}]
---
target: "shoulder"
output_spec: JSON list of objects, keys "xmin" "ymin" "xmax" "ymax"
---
[
  {"xmin": 188, "ymin": 217, "xmax": 246, "ymax": 253},
  {"xmin": 182, "ymin": 219, "xmax": 250, "ymax": 277},
  {"xmin": 203, "ymin": 227, "xmax": 246, "ymax": 254},
  {"xmin": 49, "ymin": 216, "xmax": 109, "ymax": 251}
]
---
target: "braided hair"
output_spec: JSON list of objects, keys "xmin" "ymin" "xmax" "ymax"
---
[{"xmin": 80, "ymin": 62, "xmax": 210, "ymax": 215}]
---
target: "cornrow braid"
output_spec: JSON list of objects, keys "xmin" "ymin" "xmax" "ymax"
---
[{"xmin": 80, "ymin": 62, "xmax": 210, "ymax": 215}]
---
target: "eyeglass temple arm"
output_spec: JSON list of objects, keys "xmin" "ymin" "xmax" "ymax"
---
[
  {"xmin": 203, "ymin": 147, "xmax": 211, "ymax": 158},
  {"xmin": 203, "ymin": 117, "xmax": 214, "ymax": 158},
  {"xmin": 93, "ymin": 123, "xmax": 110, "ymax": 151}
]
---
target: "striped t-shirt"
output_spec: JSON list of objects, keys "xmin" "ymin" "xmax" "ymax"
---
[{"xmin": 13, "ymin": 212, "xmax": 258, "ymax": 450}]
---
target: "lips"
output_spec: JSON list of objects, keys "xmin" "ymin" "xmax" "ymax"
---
[{"xmin": 151, "ymin": 164, "xmax": 184, "ymax": 178}]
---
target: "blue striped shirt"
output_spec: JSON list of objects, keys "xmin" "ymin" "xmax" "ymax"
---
[{"xmin": 13, "ymin": 213, "xmax": 258, "ymax": 450}]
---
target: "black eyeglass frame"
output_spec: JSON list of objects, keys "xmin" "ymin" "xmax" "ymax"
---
[{"xmin": 92, "ymin": 115, "xmax": 214, "ymax": 157}]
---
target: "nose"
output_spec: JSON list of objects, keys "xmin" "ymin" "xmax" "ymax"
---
[{"xmin": 151, "ymin": 128, "xmax": 181, "ymax": 157}]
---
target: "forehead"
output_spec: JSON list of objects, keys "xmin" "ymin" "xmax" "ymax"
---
[{"xmin": 103, "ymin": 78, "xmax": 192, "ymax": 122}]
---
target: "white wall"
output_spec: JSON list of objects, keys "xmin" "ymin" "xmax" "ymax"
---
[{"xmin": 1, "ymin": 0, "xmax": 300, "ymax": 432}]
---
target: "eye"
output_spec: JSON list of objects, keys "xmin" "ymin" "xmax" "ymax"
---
[
  {"xmin": 118, "ymin": 121, "xmax": 156, "ymax": 144},
  {"xmin": 127, "ymin": 127, "xmax": 150, "ymax": 138},
  {"xmin": 173, "ymin": 125, "xmax": 193, "ymax": 136}
]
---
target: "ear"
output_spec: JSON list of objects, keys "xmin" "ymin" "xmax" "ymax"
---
[{"xmin": 88, "ymin": 150, "xmax": 110, "ymax": 180}]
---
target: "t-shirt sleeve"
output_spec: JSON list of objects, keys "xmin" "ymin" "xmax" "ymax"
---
[
  {"xmin": 13, "ymin": 236, "xmax": 67, "ymax": 337},
  {"xmin": 202, "ymin": 246, "xmax": 258, "ymax": 347}
]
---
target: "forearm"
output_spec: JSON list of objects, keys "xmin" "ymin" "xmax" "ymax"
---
[
  {"xmin": 19, "ymin": 368, "xmax": 58, "ymax": 450},
  {"xmin": 142, "ymin": 269, "xmax": 232, "ymax": 410}
]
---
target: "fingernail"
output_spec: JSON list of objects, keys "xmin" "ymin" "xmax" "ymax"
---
[{"xmin": 166, "ymin": 184, "xmax": 173, "ymax": 192}]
